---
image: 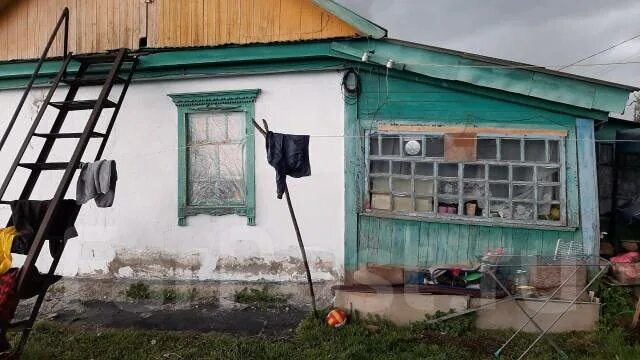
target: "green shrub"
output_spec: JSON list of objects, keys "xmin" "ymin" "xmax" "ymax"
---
[
  {"xmin": 125, "ymin": 282, "xmax": 151, "ymax": 300},
  {"xmin": 233, "ymin": 285, "xmax": 289, "ymax": 306},
  {"xmin": 161, "ymin": 288, "xmax": 178, "ymax": 304},
  {"xmin": 596, "ymin": 283, "xmax": 636, "ymax": 331}
]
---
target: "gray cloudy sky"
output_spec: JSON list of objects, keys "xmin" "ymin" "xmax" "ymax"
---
[{"xmin": 338, "ymin": 0, "xmax": 640, "ymax": 87}]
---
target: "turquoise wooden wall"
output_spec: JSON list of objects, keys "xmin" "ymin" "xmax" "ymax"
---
[
  {"xmin": 358, "ymin": 216, "xmax": 583, "ymax": 267},
  {"xmin": 346, "ymin": 69, "xmax": 590, "ymax": 270}
]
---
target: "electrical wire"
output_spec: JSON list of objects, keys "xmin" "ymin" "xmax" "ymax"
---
[{"xmin": 558, "ymin": 31, "xmax": 640, "ymax": 70}]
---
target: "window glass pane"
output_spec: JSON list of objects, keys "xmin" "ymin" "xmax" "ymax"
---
[
  {"xmin": 187, "ymin": 113, "xmax": 246, "ymax": 207},
  {"xmin": 489, "ymin": 183, "xmax": 509, "ymax": 199},
  {"xmin": 416, "ymin": 197, "xmax": 434, "ymax": 212},
  {"xmin": 188, "ymin": 144, "xmax": 217, "ymax": 205},
  {"xmin": 415, "ymin": 179, "xmax": 434, "ymax": 195},
  {"xmin": 216, "ymin": 179, "xmax": 245, "ymax": 202},
  {"xmin": 464, "ymin": 164, "xmax": 485, "ymax": 179},
  {"xmin": 381, "ymin": 135, "xmax": 400, "ymax": 155},
  {"xmin": 370, "ymin": 160, "xmax": 389, "ymax": 174},
  {"xmin": 489, "ymin": 165, "xmax": 509, "ymax": 180},
  {"xmin": 415, "ymin": 162, "xmax": 434, "ymax": 176},
  {"xmin": 537, "ymin": 167, "xmax": 559, "ymax": 183},
  {"xmin": 438, "ymin": 180, "xmax": 459, "ymax": 196},
  {"xmin": 464, "ymin": 182, "xmax": 485, "ymax": 197},
  {"xmin": 393, "ymin": 196, "xmax": 412, "ymax": 211},
  {"xmin": 437, "ymin": 202, "xmax": 458, "ymax": 215},
  {"xmin": 365, "ymin": 133, "xmax": 564, "ymax": 225},
  {"xmin": 392, "ymin": 178, "xmax": 411, "ymax": 193},
  {"xmin": 438, "ymin": 163, "xmax": 458, "ymax": 177},
  {"xmin": 371, "ymin": 194, "xmax": 391, "ymax": 210},
  {"xmin": 187, "ymin": 114, "xmax": 209, "ymax": 144},
  {"xmin": 403, "ymin": 138, "xmax": 423, "ymax": 156},
  {"xmin": 207, "ymin": 114, "xmax": 227, "ymax": 141},
  {"xmin": 501, "ymin": 139, "xmax": 521, "ymax": 161},
  {"xmin": 392, "ymin": 161, "xmax": 412, "ymax": 175},
  {"xmin": 513, "ymin": 202, "xmax": 534, "ymax": 220},
  {"xmin": 477, "ymin": 139, "xmax": 497, "ymax": 160},
  {"xmin": 425, "ymin": 136, "xmax": 444, "ymax": 157},
  {"xmin": 524, "ymin": 140, "xmax": 546, "ymax": 162},
  {"xmin": 538, "ymin": 203, "xmax": 552, "ymax": 219},
  {"xmin": 490, "ymin": 201, "xmax": 511, "ymax": 219},
  {"xmin": 370, "ymin": 136, "xmax": 379, "ymax": 155},
  {"xmin": 370, "ymin": 177, "xmax": 390, "ymax": 193},
  {"xmin": 463, "ymin": 200, "xmax": 482, "ymax": 216},
  {"xmin": 513, "ymin": 166, "xmax": 533, "ymax": 182},
  {"xmin": 219, "ymin": 144, "xmax": 244, "ymax": 179},
  {"xmin": 226, "ymin": 113, "xmax": 245, "ymax": 140},
  {"xmin": 538, "ymin": 186, "xmax": 560, "ymax": 202},
  {"xmin": 513, "ymin": 185, "xmax": 534, "ymax": 200},
  {"xmin": 538, "ymin": 203, "xmax": 561, "ymax": 221},
  {"xmin": 549, "ymin": 140, "xmax": 560, "ymax": 162}
]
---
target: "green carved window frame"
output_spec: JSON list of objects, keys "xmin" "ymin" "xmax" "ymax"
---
[{"xmin": 169, "ymin": 89, "xmax": 260, "ymax": 226}]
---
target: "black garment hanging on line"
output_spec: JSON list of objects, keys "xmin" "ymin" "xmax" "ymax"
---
[
  {"xmin": 266, "ymin": 131, "xmax": 311, "ymax": 199},
  {"xmin": 8, "ymin": 200, "xmax": 81, "ymax": 258}
]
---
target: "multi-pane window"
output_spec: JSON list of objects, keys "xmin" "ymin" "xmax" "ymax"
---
[
  {"xmin": 170, "ymin": 89, "xmax": 259, "ymax": 226},
  {"xmin": 367, "ymin": 133, "xmax": 566, "ymax": 226},
  {"xmin": 187, "ymin": 112, "xmax": 246, "ymax": 206}
]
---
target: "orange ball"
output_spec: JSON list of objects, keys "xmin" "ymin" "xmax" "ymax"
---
[{"xmin": 326, "ymin": 308, "xmax": 347, "ymax": 328}]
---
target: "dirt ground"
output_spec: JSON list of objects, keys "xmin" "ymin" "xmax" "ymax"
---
[
  {"xmin": 45, "ymin": 300, "xmax": 307, "ymax": 337},
  {"xmin": 9, "ymin": 277, "xmax": 329, "ymax": 338}
]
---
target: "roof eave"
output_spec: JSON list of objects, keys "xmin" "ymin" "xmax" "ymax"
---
[
  {"xmin": 331, "ymin": 39, "xmax": 635, "ymax": 115},
  {"xmin": 312, "ymin": 0, "xmax": 388, "ymax": 39}
]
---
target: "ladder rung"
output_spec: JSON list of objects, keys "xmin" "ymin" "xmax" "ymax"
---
[
  {"xmin": 72, "ymin": 52, "xmax": 135, "ymax": 65},
  {"xmin": 18, "ymin": 162, "xmax": 82, "ymax": 171},
  {"xmin": 49, "ymin": 99, "xmax": 117, "ymax": 111},
  {"xmin": 62, "ymin": 75, "xmax": 126, "ymax": 87},
  {"xmin": 33, "ymin": 132, "xmax": 106, "ymax": 139},
  {"xmin": 7, "ymin": 320, "xmax": 32, "ymax": 331}
]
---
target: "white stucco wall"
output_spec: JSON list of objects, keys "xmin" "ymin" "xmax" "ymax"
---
[{"xmin": 0, "ymin": 70, "xmax": 346, "ymax": 281}]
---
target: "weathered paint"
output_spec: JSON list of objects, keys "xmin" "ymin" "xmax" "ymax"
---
[
  {"xmin": 0, "ymin": 70, "xmax": 346, "ymax": 281},
  {"xmin": 576, "ymin": 118, "xmax": 600, "ymax": 258},
  {"xmin": 357, "ymin": 216, "xmax": 583, "ymax": 267},
  {"xmin": 346, "ymin": 69, "xmax": 588, "ymax": 271},
  {"xmin": 0, "ymin": 0, "xmax": 368, "ymax": 62},
  {"xmin": 331, "ymin": 40, "xmax": 634, "ymax": 114},
  {"xmin": 0, "ymin": 37, "xmax": 633, "ymax": 117}
]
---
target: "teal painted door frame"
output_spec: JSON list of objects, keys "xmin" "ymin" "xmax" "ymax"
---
[{"xmin": 576, "ymin": 118, "xmax": 600, "ymax": 259}]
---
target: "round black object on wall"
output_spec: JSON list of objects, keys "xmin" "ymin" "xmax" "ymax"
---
[{"xmin": 342, "ymin": 69, "xmax": 360, "ymax": 96}]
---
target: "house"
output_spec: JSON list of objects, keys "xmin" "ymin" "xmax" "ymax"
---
[
  {"xmin": 0, "ymin": 0, "xmax": 636, "ymax": 293},
  {"xmin": 595, "ymin": 117, "xmax": 640, "ymax": 255}
]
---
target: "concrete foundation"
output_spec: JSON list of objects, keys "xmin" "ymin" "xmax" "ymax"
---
[{"xmin": 335, "ymin": 289, "xmax": 600, "ymax": 332}]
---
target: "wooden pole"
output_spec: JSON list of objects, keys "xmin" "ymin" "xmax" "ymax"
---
[
  {"xmin": 252, "ymin": 119, "xmax": 319, "ymax": 318},
  {"xmin": 632, "ymin": 296, "xmax": 640, "ymax": 329}
]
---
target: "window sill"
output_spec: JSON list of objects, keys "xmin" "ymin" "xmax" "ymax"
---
[
  {"xmin": 360, "ymin": 210, "xmax": 577, "ymax": 232},
  {"xmin": 180, "ymin": 205, "xmax": 255, "ymax": 226}
]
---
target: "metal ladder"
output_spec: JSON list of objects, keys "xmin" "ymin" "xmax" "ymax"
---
[{"xmin": 0, "ymin": 8, "xmax": 137, "ymax": 357}]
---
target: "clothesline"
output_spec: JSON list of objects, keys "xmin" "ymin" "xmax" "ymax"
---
[{"xmin": 40, "ymin": 135, "xmax": 633, "ymax": 164}]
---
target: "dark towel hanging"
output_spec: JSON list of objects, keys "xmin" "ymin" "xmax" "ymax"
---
[
  {"xmin": 265, "ymin": 131, "xmax": 311, "ymax": 199},
  {"xmin": 9, "ymin": 200, "xmax": 81, "ymax": 258}
]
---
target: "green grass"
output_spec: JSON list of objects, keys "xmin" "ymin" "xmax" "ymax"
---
[
  {"xmin": 233, "ymin": 286, "xmax": 290, "ymax": 307},
  {"xmin": 13, "ymin": 315, "xmax": 640, "ymax": 360}
]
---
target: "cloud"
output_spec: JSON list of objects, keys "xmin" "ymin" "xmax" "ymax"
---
[{"xmin": 338, "ymin": 0, "xmax": 640, "ymax": 86}]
